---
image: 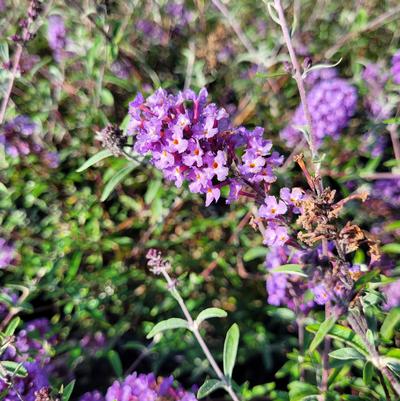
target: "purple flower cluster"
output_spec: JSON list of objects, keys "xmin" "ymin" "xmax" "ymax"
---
[
  {"xmin": 265, "ymin": 244, "xmax": 363, "ymax": 309},
  {"xmin": 127, "ymin": 88, "xmax": 282, "ymax": 206},
  {"xmin": 391, "ymin": 51, "xmax": 400, "ymax": 84},
  {"xmin": 165, "ymin": 1, "xmax": 193, "ymax": 32},
  {"xmin": 79, "ymin": 372, "xmax": 197, "ymax": 401},
  {"xmin": 1, "ymin": 116, "xmax": 39, "ymax": 157},
  {"xmin": 80, "ymin": 331, "xmax": 106, "ymax": 354},
  {"xmin": 0, "ymin": 116, "xmax": 59, "ymax": 167},
  {"xmin": 47, "ymin": 15, "xmax": 67, "ymax": 61},
  {"xmin": 373, "ymin": 179, "xmax": 400, "ymax": 209},
  {"xmin": 0, "ymin": 318, "xmax": 55, "ymax": 401},
  {"xmin": 136, "ymin": 20, "xmax": 165, "ymax": 44},
  {"xmin": 281, "ymin": 68, "xmax": 357, "ymax": 147},
  {"xmin": 136, "ymin": 1, "xmax": 192, "ymax": 43},
  {"xmin": 265, "ymin": 245, "xmax": 314, "ymax": 313},
  {"xmin": 0, "ymin": 238, "xmax": 15, "ymax": 269},
  {"xmin": 258, "ymin": 187, "xmax": 303, "ymax": 247}
]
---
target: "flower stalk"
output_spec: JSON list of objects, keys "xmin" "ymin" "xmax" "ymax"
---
[{"xmin": 147, "ymin": 250, "xmax": 241, "ymax": 401}]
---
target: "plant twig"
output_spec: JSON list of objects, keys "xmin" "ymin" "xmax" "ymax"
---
[
  {"xmin": 160, "ymin": 268, "xmax": 241, "ymax": 401},
  {"xmin": 0, "ymin": 0, "xmax": 54, "ymax": 124},
  {"xmin": 272, "ymin": 0, "xmax": 320, "ymax": 180}
]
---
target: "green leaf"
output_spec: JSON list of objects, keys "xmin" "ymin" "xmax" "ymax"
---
[
  {"xmin": 306, "ymin": 323, "xmax": 368, "ymax": 355},
  {"xmin": 100, "ymin": 88, "xmax": 114, "ymax": 106},
  {"xmin": 197, "ymin": 379, "xmax": 225, "ymax": 398},
  {"xmin": 383, "ymin": 117, "xmax": 400, "ymax": 124},
  {"xmin": 0, "ymin": 42, "xmax": 9, "ymax": 63},
  {"xmin": 0, "ymin": 361, "xmax": 27, "ymax": 378},
  {"xmin": 101, "ymin": 164, "xmax": 136, "ymax": 201},
  {"xmin": 76, "ymin": 149, "xmax": 112, "ymax": 172},
  {"xmin": 66, "ymin": 251, "xmax": 82, "ymax": 282},
  {"xmin": 288, "ymin": 381, "xmax": 319, "ymax": 401},
  {"xmin": 146, "ymin": 318, "xmax": 189, "ymax": 339},
  {"xmin": 269, "ymin": 264, "xmax": 307, "ymax": 277},
  {"xmin": 329, "ymin": 347, "xmax": 365, "ymax": 361},
  {"xmin": 243, "ymin": 247, "xmax": 268, "ymax": 262},
  {"xmin": 4, "ymin": 317, "xmax": 20, "ymax": 337},
  {"xmin": 61, "ymin": 380, "xmax": 76, "ymax": 401},
  {"xmin": 0, "ymin": 182, "xmax": 7, "ymax": 194},
  {"xmin": 308, "ymin": 316, "xmax": 338, "ymax": 353},
  {"xmin": 223, "ymin": 323, "xmax": 240, "ymax": 379},
  {"xmin": 363, "ymin": 361, "xmax": 374, "ymax": 385},
  {"xmin": 196, "ymin": 308, "xmax": 227, "ymax": 325},
  {"xmin": 381, "ymin": 243, "xmax": 400, "ymax": 254},
  {"xmin": 380, "ymin": 307, "xmax": 400, "ymax": 341},
  {"xmin": 144, "ymin": 179, "xmax": 162, "ymax": 204},
  {"xmin": 108, "ymin": 350, "xmax": 123, "ymax": 377}
]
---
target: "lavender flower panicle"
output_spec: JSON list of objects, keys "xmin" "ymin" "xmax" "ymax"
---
[
  {"xmin": 0, "ymin": 318, "xmax": 55, "ymax": 401},
  {"xmin": 373, "ymin": 179, "xmax": 400, "ymax": 209},
  {"xmin": 126, "ymin": 87, "xmax": 282, "ymax": 207},
  {"xmin": 281, "ymin": 68, "xmax": 357, "ymax": 148},
  {"xmin": 0, "ymin": 116, "xmax": 59, "ymax": 168},
  {"xmin": 78, "ymin": 372, "xmax": 197, "ymax": 401},
  {"xmin": 47, "ymin": 15, "xmax": 67, "ymax": 61}
]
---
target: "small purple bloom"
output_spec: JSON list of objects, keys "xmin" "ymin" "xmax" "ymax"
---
[
  {"xmin": 312, "ymin": 283, "xmax": 332, "ymax": 305},
  {"xmin": 48, "ymin": 15, "xmax": 67, "ymax": 61},
  {"xmin": 391, "ymin": 51, "xmax": 400, "ymax": 85},
  {"xmin": 0, "ymin": 238, "xmax": 15, "ymax": 269},
  {"xmin": 259, "ymin": 196, "xmax": 287, "ymax": 219},
  {"xmin": 262, "ymin": 223, "xmax": 289, "ymax": 247}
]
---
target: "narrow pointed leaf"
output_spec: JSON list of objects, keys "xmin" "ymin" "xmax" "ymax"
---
[
  {"xmin": 196, "ymin": 308, "xmax": 227, "ymax": 326},
  {"xmin": 1, "ymin": 361, "xmax": 27, "ymax": 378},
  {"xmin": 363, "ymin": 361, "xmax": 374, "ymax": 385},
  {"xmin": 146, "ymin": 318, "xmax": 189, "ymax": 339},
  {"xmin": 76, "ymin": 149, "xmax": 112, "ymax": 172},
  {"xmin": 223, "ymin": 323, "xmax": 240, "ymax": 379},
  {"xmin": 4, "ymin": 317, "xmax": 21, "ymax": 337},
  {"xmin": 381, "ymin": 307, "xmax": 400, "ymax": 341},
  {"xmin": 62, "ymin": 380, "xmax": 76, "ymax": 401},
  {"xmin": 108, "ymin": 350, "xmax": 123, "ymax": 377},
  {"xmin": 197, "ymin": 379, "xmax": 225, "ymax": 398},
  {"xmin": 308, "ymin": 315, "xmax": 338, "ymax": 353},
  {"xmin": 101, "ymin": 164, "xmax": 136, "ymax": 201},
  {"xmin": 329, "ymin": 347, "xmax": 365, "ymax": 361},
  {"xmin": 270, "ymin": 264, "xmax": 307, "ymax": 277},
  {"xmin": 307, "ymin": 323, "xmax": 368, "ymax": 355}
]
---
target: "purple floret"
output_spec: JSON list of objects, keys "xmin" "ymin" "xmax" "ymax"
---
[
  {"xmin": 382, "ymin": 279, "xmax": 400, "ymax": 310},
  {"xmin": 0, "ymin": 238, "xmax": 15, "ymax": 269},
  {"xmin": 391, "ymin": 51, "xmax": 400, "ymax": 84},
  {"xmin": 101, "ymin": 372, "xmax": 197, "ymax": 401}
]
